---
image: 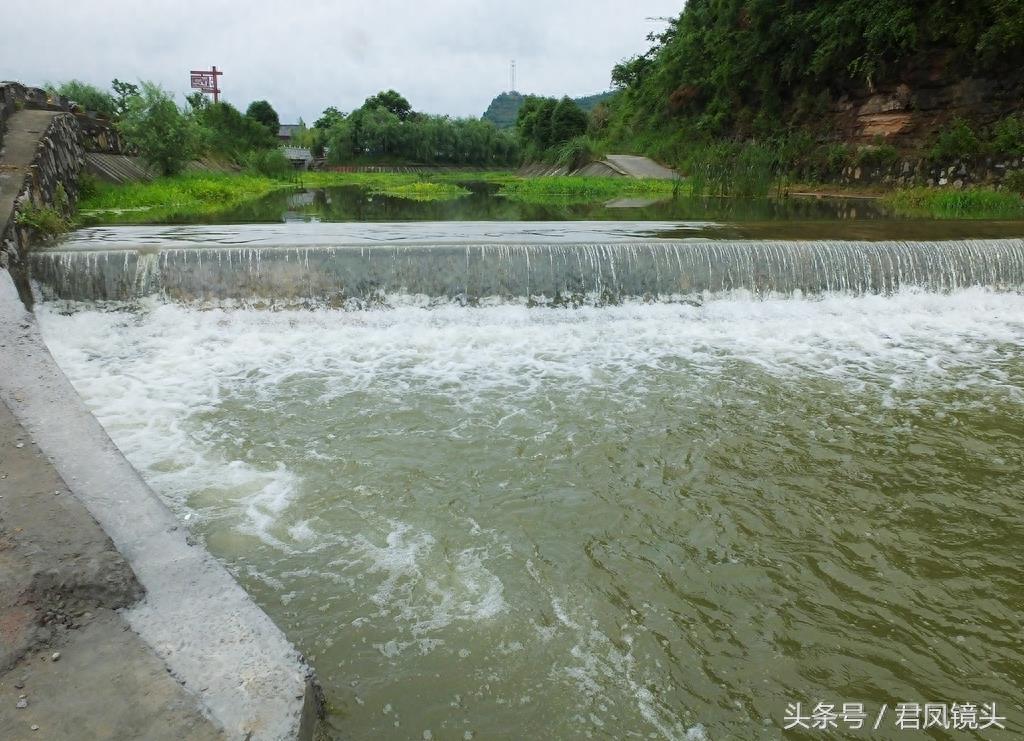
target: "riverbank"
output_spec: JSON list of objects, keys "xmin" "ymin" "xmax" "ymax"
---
[
  {"xmin": 75, "ymin": 169, "xmax": 1024, "ymax": 226},
  {"xmin": 77, "ymin": 170, "xmax": 679, "ymax": 224}
]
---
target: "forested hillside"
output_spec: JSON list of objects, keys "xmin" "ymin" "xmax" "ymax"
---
[
  {"xmin": 603, "ymin": 0, "xmax": 1024, "ymax": 159},
  {"xmin": 483, "ymin": 91, "xmax": 612, "ymax": 129}
]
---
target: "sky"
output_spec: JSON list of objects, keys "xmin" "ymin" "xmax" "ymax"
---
[{"xmin": 3, "ymin": 1, "xmax": 681, "ymax": 123}]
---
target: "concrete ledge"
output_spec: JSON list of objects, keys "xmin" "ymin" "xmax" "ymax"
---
[{"xmin": 0, "ymin": 269, "xmax": 322, "ymax": 740}]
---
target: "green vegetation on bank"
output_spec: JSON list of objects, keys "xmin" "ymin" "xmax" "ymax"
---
[
  {"xmin": 14, "ymin": 183, "xmax": 73, "ymax": 238},
  {"xmin": 78, "ymin": 172, "xmax": 288, "ymax": 223},
  {"xmin": 77, "ymin": 171, "xmax": 486, "ymax": 224},
  {"xmin": 601, "ymin": 1, "xmax": 1024, "ymax": 150},
  {"xmin": 881, "ymin": 187, "xmax": 1024, "ymax": 219},
  {"xmin": 75, "ymin": 170, "xmax": 684, "ymax": 224},
  {"xmin": 15, "ymin": 204, "xmax": 72, "ymax": 237},
  {"xmin": 47, "ymin": 78, "xmax": 291, "ymax": 176},
  {"xmin": 74, "ymin": 168, "xmax": 1024, "ymax": 225}
]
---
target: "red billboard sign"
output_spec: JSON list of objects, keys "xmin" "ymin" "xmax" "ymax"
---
[{"xmin": 189, "ymin": 67, "xmax": 222, "ymax": 102}]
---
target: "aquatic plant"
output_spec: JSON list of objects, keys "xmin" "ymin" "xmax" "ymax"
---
[
  {"xmin": 682, "ymin": 142, "xmax": 780, "ymax": 198},
  {"xmin": 365, "ymin": 181, "xmax": 471, "ymax": 201}
]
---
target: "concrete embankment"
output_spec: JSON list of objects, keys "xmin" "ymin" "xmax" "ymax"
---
[
  {"xmin": 0, "ymin": 400, "xmax": 223, "ymax": 741},
  {"xmin": 517, "ymin": 154, "xmax": 680, "ymax": 179},
  {"xmin": 0, "ymin": 270, "xmax": 321, "ymax": 739},
  {"xmin": 1, "ymin": 81, "xmax": 322, "ymax": 739}
]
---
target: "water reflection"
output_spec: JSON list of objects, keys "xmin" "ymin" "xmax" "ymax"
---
[
  {"xmin": 209, "ymin": 183, "xmax": 1024, "ymax": 241},
  {"xmin": 245, "ymin": 182, "xmax": 882, "ymax": 224},
  {"xmin": 80, "ymin": 179, "xmax": 1024, "ymax": 241}
]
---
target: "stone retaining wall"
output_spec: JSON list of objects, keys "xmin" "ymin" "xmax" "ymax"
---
[{"xmin": 839, "ymin": 155, "xmax": 1024, "ymax": 189}]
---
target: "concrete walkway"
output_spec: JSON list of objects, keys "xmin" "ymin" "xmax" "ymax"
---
[
  {"xmin": 603, "ymin": 154, "xmax": 679, "ymax": 180},
  {"xmin": 0, "ymin": 401, "xmax": 223, "ymax": 740},
  {"xmin": 0, "ymin": 109, "xmax": 60, "ymax": 238}
]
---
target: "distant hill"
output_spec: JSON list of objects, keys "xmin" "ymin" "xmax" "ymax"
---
[{"xmin": 482, "ymin": 91, "xmax": 614, "ymax": 130}]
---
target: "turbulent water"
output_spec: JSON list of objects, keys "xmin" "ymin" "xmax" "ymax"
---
[{"xmin": 37, "ymin": 289, "xmax": 1024, "ymax": 740}]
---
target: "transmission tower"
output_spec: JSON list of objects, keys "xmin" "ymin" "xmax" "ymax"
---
[{"xmin": 510, "ymin": 60, "xmax": 516, "ymax": 93}]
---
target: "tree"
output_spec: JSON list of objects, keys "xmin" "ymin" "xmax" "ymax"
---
[
  {"xmin": 550, "ymin": 97, "xmax": 589, "ymax": 144},
  {"xmin": 363, "ymin": 90, "xmax": 413, "ymax": 121},
  {"xmin": 194, "ymin": 101, "xmax": 276, "ymax": 161},
  {"xmin": 118, "ymin": 83, "xmax": 198, "ymax": 175},
  {"xmin": 111, "ymin": 79, "xmax": 140, "ymax": 118},
  {"xmin": 245, "ymin": 100, "xmax": 280, "ymax": 136},
  {"xmin": 533, "ymin": 98, "xmax": 558, "ymax": 150},
  {"xmin": 314, "ymin": 106, "xmax": 345, "ymax": 130},
  {"xmin": 185, "ymin": 91, "xmax": 209, "ymax": 113}
]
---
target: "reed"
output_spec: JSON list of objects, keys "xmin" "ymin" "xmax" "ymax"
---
[{"xmin": 882, "ymin": 187, "xmax": 1024, "ymax": 219}]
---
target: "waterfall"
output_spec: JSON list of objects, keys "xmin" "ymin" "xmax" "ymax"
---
[{"xmin": 30, "ymin": 239, "xmax": 1024, "ymax": 306}]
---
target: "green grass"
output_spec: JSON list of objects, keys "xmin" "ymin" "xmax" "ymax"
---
[
  {"xmin": 78, "ymin": 172, "xmax": 289, "ymax": 223},
  {"xmin": 496, "ymin": 176, "xmax": 677, "ymax": 204},
  {"xmin": 882, "ymin": 187, "xmax": 1024, "ymax": 219}
]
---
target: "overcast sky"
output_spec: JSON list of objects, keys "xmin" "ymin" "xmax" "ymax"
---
[{"xmin": 3, "ymin": 1, "xmax": 681, "ymax": 123}]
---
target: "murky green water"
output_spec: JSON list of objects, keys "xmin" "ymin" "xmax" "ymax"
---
[{"xmin": 38, "ymin": 290, "xmax": 1024, "ymax": 739}]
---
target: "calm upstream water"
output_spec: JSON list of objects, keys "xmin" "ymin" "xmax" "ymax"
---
[{"xmin": 34, "ymin": 223, "xmax": 1024, "ymax": 739}]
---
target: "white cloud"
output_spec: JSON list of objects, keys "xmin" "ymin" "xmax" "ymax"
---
[{"xmin": 1, "ymin": 0, "xmax": 681, "ymax": 122}]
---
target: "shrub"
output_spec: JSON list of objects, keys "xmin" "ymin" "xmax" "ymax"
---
[
  {"xmin": 48, "ymin": 80, "xmax": 116, "ymax": 118},
  {"xmin": 554, "ymin": 135, "xmax": 603, "ymax": 171},
  {"xmin": 855, "ymin": 144, "xmax": 899, "ymax": 170},
  {"xmin": 991, "ymin": 114, "xmax": 1024, "ymax": 158},
  {"xmin": 1003, "ymin": 170, "xmax": 1024, "ymax": 195},
  {"xmin": 929, "ymin": 118, "xmax": 981, "ymax": 163},
  {"xmin": 821, "ymin": 144, "xmax": 854, "ymax": 178},
  {"xmin": 15, "ymin": 203, "xmax": 71, "ymax": 238},
  {"xmin": 78, "ymin": 172, "xmax": 101, "ymax": 200},
  {"xmin": 242, "ymin": 148, "xmax": 294, "ymax": 179}
]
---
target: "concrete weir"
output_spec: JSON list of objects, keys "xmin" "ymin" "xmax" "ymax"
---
[{"xmin": 0, "ymin": 266, "xmax": 322, "ymax": 738}]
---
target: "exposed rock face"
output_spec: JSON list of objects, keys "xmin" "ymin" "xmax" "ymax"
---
[{"xmin": 830, "ymin": 69, "xmax": 1024, "ymax": 147}]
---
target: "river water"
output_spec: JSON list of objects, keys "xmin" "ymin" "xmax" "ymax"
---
[{"xmin": 34, "ymin": 222, "xmax": 1024, "ymax": 739}]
